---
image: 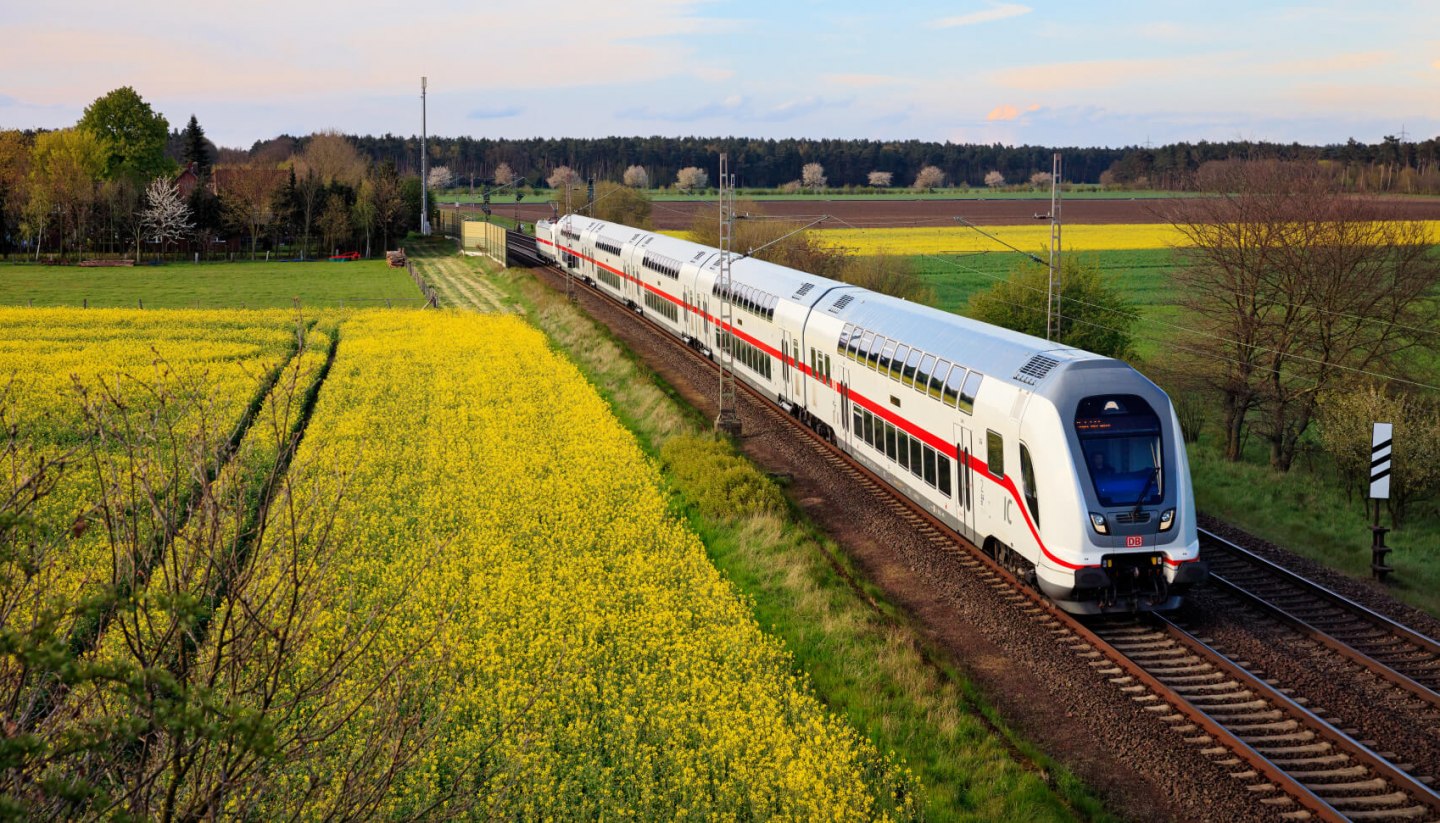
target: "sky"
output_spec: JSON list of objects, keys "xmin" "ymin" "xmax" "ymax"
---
[{"xmin": 3, "ymin": 0, "xmax": 1438, "ymax": 149}]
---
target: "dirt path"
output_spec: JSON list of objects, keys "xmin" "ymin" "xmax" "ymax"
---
[{"xmin": 409, "ymin": 248, "xmax": 516, "ymax": 313}]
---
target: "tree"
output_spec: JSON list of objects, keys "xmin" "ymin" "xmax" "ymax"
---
[
  {"xmin": 218, "ymin": 165, "xmax": 284, "ymax": 259},
  {"xmin": 1317, "ymin": 384, "xmax": 1440, "ymax": 525},
  {"xmin": 867, "ymin": 171, "xmax": 893, "ymax": 188},
  {"xmin": 547, "ymin": 165, "xmax": 580, "ymax": 190},
  {"xmin": 139, "ymin": 176, "xmax": 193, "ymax": 255},
  {"xmin": 180, "ymin": 114, "xmax": 213, "ymax": 175},
  {"xmin": 318, "ymin": 191, "xmax": 353, "ymax": 254},
  {"xmin": 293, "ymin": 171, "xmax": 324, "ymax": 259},
  {"xmin": 686, "ymin": 201, "xmax": 845, "ymax": 280},
  {"xmin": 492, "ymin": 161, "xmax": 516, "ymax": 187},
  {"xmin": 24, "ymin": 128, "xmax": 107, "ymax": 259},
  {"xmin": 983, "ymin": 170, "xmax": 1006, "ymax": 188},
  {"xmin": 801, "ymin": 162, "xmax": 826, "ymax": 192},
  {"xmin": 353, "ymin": 178, "xmax": 377, "ymax": 258},
  {"xmin": 622, "ymin": 165, "xmax": 649, "ymax": 188},
  {"xmin": 368, "ymin": 161, "xmax": 406, "ymax": 251},
  {"xmin": 295, "ymin": 131, "xmax": 365, "ymax": 188},
  {"xmin": 0, "ymin": 131, "xmax": 31, "ymax": 258},
  {"xmin": 912, "ymin": 165, "xmax": 945, "ymax": 191},
  {"xmin": 79, "ymin": 86, "xmax": 172, "ymax": 184},
  {"xmin": 1028, "ymin": 171, "xmax": 1053, "ymax": 189},
  {"xmin": 427, "ymin": 164, "xmax": 454, "ymax": 192},
  {"xmin": 552, "ymin": 180, "xmax": 651, "ymax": 227},
  {"xmin": 675, "ymin": 166, "xmax": 708, "ymax": 191},
  {"xmin": 838, "ymin": 249, "xmax": 934, "ymax": 305},
  {"xmin": 967, "ymin": 257, "xmax": 1137, "ymax": 360},
  {"xmin": 1168, "ymin": 161, "xmax": 1440, "ymax": 469}
]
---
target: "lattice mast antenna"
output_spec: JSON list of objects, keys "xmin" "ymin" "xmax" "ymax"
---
[
  {"xmin": 715, "ymin": 153, "xmax": 741, "ymax": 436},
  {"xmin": 420, "ymin": 77, "xmax": 430, "ymax": 236},
  {"xmin": 1046, "ymin": 152, "xmax": 1063, "ymax": 342}
]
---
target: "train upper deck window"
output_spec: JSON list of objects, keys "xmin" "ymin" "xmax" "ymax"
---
[
  {"xmin": 916, "ymin": 354, "xmax": 937, "ymax": 391},
  {"xmin": 879, "ymin": 340, "xmax": 897, "ymax": 373},
  {"xmin": 1074, "ymin": 394, "xmax": 1163, "ymax": 508},
  {"xmin": 943, "ymin": 367, "xmax": 965, "ymax": 407},
  {"xmin": 929, "ymin": 359, "xmax": 952, "ymax": 400},
  {"xmin": 890, "ymin": 344, "xmax": 910, "ymax": 380},
  {"xmin": 959, "ymin": 372, "xmax": 983, "ymax": 413},
  {"xmin": 902, "ymin": 349, "xmax": 923, "ymax": 386},
  {"xmin": 866, "ymin": 334, "xmax": 885, "ymax": 368}
]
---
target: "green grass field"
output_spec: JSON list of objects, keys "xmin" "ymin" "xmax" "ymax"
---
[{"xmin": 0, "ymin": 259, "xmax": 422, "ymax": 309}]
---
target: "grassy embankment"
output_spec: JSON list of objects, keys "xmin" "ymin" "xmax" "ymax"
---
[
  {"xmin": 0, "ymin": 258, "xmax": 420, "ymax": 308},
  {"xmin": 413, "ymin": 242, "xmax": 1112, "ymax": 822}
]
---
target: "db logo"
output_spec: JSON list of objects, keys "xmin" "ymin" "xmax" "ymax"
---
[{"xmin": 1125, "ymin": 535, "xmax": 1144, "ymax": 548}]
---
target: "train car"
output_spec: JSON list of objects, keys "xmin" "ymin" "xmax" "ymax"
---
[{"xmin": 534, "ymin": 215, "xmax": 1207, "ymax": 613}]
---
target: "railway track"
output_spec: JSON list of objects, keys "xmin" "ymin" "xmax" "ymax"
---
[
  {"xmin": 1199, "ymin": 529, "xmax": 1440, "ymax": 711},
  {"xmin": 521, "ymin": 255, "xmax": 1440, "ymax": 821}
]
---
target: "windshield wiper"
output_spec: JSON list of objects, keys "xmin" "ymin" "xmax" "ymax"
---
[{"xmin": 1131, "ymin": 467, "xmax": 1158, "ymax": 515}]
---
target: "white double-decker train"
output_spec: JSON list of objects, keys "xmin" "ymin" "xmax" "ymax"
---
[{"xmin": 535, "ymin": 215, "xmax": 1208, "ymax": 614}]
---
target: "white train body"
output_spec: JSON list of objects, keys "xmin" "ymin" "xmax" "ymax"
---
[{"xmin": 535, "ymin": 216, "xmax": 1207, "ymax": 613}]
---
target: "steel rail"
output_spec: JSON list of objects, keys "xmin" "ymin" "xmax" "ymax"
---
[{"xmin": 1200, "ymin": 528, "xmax": 1440, "ymax": 708}]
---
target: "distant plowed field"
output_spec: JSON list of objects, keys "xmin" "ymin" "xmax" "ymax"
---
[{"xmin": 444, "ymin": 195, "xmax": 1440, "ymax": 231}]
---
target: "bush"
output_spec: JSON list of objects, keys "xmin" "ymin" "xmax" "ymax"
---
[{"xmin": 660, "ymin": 435, "xmax": 786, "ymax": 522}]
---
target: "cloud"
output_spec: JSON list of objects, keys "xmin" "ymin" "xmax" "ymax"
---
[
  {"xmin": 1432, "ymin": 58, "xmax": 1440, "ymax": 70},
  {"xmin": 988, "ymin": 57, "xmax": 1193, "ymax": 91},
  {"xmin": 986, "ymin": 104, "xmax": 1019, "ymax": 121},
  {"xmin": 1265, "ymin": 51, "xmax": 1392, "ymax": 75},
  {"xmin": 620, "ymin": 95, "xmax": 743, "ymax": 122},
  {"xmin": 823, "ymin": 73, "xmax": 903, "ymax": 89},
  {"xmin": 931, "ymin": 2, "xmax": 1031, "ymax": 29},
  {"xmin": 467, "ymin": 105, "xmax": 523, "ymax": 120}
]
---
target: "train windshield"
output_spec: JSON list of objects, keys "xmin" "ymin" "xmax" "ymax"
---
[{"xmin": 1074, "ymin": 395, "xmax": 1163, "ymax": 507}]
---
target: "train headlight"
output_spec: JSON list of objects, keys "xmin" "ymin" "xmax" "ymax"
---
[
  {"xmin": 1088, "ymin": 513, "xmax": 1109, "ymax": 535},
  {"xmin": 1159, "ymin": 508, "xmax": 1175, "ymax": 532}
]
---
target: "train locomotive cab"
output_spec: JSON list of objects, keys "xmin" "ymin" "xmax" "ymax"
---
[{"xmin": 1035, "ymin": 381, "xmax": 1208, "ymax": 613}]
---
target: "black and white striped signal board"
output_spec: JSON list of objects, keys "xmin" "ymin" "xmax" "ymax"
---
[{"xmin": 1371, "ymin": 422, "xmax": 1392, "ymax": 500}]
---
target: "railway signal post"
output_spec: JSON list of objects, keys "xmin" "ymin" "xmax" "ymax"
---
[{"xmin": 1369, "ymin": 422, "xmax": 1394, "ymax": 581}]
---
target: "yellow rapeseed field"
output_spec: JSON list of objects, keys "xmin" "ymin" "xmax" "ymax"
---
[
  {"xmin": 662, "ymin": 220, "xmax": 1440, "ymax": 254},
  {"xmin": 0, "ymin": 308, "xmax": 305, "ymax": 627},
  {"xmin": 258, "ymin": 311, "xmax": 915, "ymax": 818}
]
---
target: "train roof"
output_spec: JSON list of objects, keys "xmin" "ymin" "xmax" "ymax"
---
[{"xmin": 549, "ymin": 216, "xmax": 1129, "ymax": 393}]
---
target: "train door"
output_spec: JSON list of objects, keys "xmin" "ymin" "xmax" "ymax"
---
[
  {"xmin": 779, "ymin": 331, "xmax": 800, "ymax": 405},
  {"xmin": 954, "ymin": 424, "xmax": 975, "ymax": 539},
  {"xmin": 838, "ymin": 367, "xmax": 853, "ymax": 447}
]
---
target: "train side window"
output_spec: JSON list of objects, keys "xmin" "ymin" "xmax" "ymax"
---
[
  {"xmin": 898, "ymin": 433, "xmax": 910, "ymax": 471},
  {"xmin": 943, "ymin": 366, "xmax": 965, "ymax": 408},
  {"xmin": 879, "ymin": 340, "xmax": 897, "ymax": 373},
  {"xmin": 823, "ymin": 354, "xmax": 831, "ymax": 382},
  {"xmin": 853, "ymin": 406, "xmax": 863, "ymax": 435},
  {"xmin": 857, "ymin": 331, "xmax": 875, "ymax": 364},
  {"xmin": 848, "ymin": 328, "xmax": 865, "ymax": 360},
  {"xmin": 929, "ymin": 360, "xmax": 952, "ymax": 400},
  {"xmin": 863, "ymin": 410, "xmax": 875, "ymax": 448},
  {"xmin": 923, "ymin": 446, "xmax": 937, "ymax": 487},
  {"xmin": 885, "ymin": 423, "xmax": 898, "ymax": 461},
  {"xmin": 838, "ymin": 324, "xmax": 854, "ymax": 354},
  {"xmin": 960, "ymin": 372, "xmax": 983, "ymax": 414},
  {"xmin": 866, "ymin": 335, "xmax": 885, "ymax": 369},
  {"xmin": 987, "ymin": 430, "xmax": 1005, "ymax": 478},
  {"xmin": 1020, "ymin": 443, "xmax": 1040, "ymax": 526},
  {"xmin": 909, "ymin": 439, "xmax": 923, "ymax": 479},
  {"xmin": 916, "ymin": 354, "xmax": 936, "ymax": 395},
  {"xmin": 902, "ymin": 349, "xmax": 923, "ymax": 387},
  {"xmin": 937, "ymin": 454, "xmax": 952, "ymax": 498},
  {"xmin": 890, "ymin": 344, "xmax": 910, "ymax": 380}
]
